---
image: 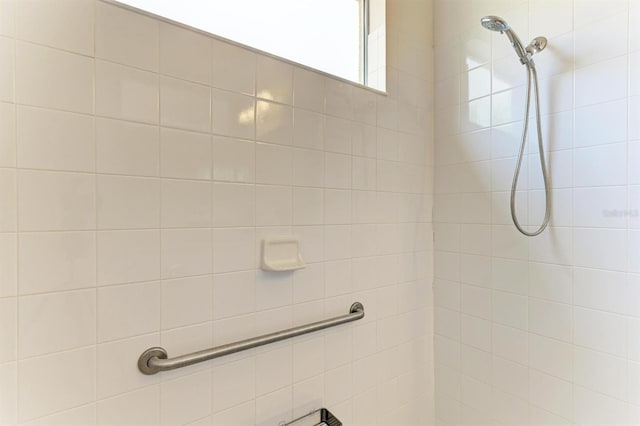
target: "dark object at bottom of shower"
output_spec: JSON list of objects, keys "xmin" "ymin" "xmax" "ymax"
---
[{"xmin": 283, "ymin": 408, "xmax": 342, "ymax": 426}]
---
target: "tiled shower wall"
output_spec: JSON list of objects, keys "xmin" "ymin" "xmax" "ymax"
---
[
  {"xmin": 434, "ymin": 0, "xmax": 640, "ymax": 424},
  {"xmin": 0, "ymin": 0, "xmax": 434, "ymax": 425}
]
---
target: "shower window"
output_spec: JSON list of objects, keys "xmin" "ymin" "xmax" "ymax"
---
[{"xmin": 114, "ymin": 0, "xmax": 386, "ymax": 91}]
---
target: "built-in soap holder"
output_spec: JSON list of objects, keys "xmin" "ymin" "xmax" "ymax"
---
[
  {"xmin": 261, "ymin": 236, "xmax": 305, "ymax": 272},
  {"xmin": 282, "ymin": 408, "xmax": 342, "ymax": 426}
]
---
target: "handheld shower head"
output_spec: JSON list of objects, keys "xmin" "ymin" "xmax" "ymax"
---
[
  {"xmin": 480, "ymin": 15, "xmax": 546, "ymax": 66},
  {"xmin": 480, "ymin": 16, "xmax": 509, "ymax": 32}
]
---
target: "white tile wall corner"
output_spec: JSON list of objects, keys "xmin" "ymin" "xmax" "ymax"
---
[
  {"xmin": 434, "ymin": 0, "xmax": 640, "ymax": 424},
  {"xmin": 0, "ymin": 0, "xmax": 435, "ymax": 425}
]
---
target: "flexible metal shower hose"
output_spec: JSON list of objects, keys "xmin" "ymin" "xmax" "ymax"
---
[{"xmin": 510, "ymin": 62, "xmax": 551, "ymax": 236}]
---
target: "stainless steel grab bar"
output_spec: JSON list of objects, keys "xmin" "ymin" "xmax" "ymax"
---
[{"xmin": 138, "ymin": 302, "xmax": 364, "ymax": 375}]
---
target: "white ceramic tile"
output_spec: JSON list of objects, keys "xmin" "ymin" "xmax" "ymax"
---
[
  {"xmin": 212, "ymin": 356, "xmax": 255, "ymax": 412},
  {"xmin": 293, "ymin": 109, "xmax": 324, "ymax": 150},
  {"xmin": 352, "ymin": 123, "xmax": 377, "ymax": 158},
  {"xmin": 530, "ymin": 0, "xmax": 574, "ymax": 39},
  {"xmin": 292, "ymin": 187, "xmax": 323, "ymax": 226},
  {"xmin": 292, "ymin": 375, "xmax": 324, "ymax": 419},
  {"xmin": 462, "ymin": 65, "xmax": 491, "ymax": 101},
  {"xmin": 573, "ymin": 385, "xmax": 628, "ymax": 426},
  {"xmin": 324, "ymin": 153, "xmax": 351, "ymax": 189},
  {"xmin": 160, "ymin": 76, "xmax": 211, "ymax": 132},
  {"xmin": 148, "ymin": 134, "xmax": 204, "ymax": 181},
  {"xmin": 491, "ymin": 258, "xmax": 537, "ymax": 295},
  {"xmin": 293, "ymin": 67, "xmax": 325, "ymax": 113},
  {"xmin": 352, "ymin": 86, "xmax": 377, "ymax": 125},
  {"xmin": 573, "ymin": 346, "xmax": 627, "ymax": 400},
  {"xmin": 162, "ymin": 275, "xmax": 212, "ymax": 329},
  {"xmin": 529, "ymin": 262, "xmax": 572, "ymax": 304},
  {"xmin": 18, "ymin": 347, "xmax": 95, "ymax": 422},
  {"xmin": 460, "ymin": 284, "xmax": 491, "ymax": 319},
  {"xmin": 256, "ymin": 100, "xmax": 293, "ymax": 145},
  {"xmin": 574, "ymin": 307, "xmax": 627, "ymax": 357},
  {"xmin": 97, "ymin": 281, "xmax": 159, "ymax": 342},
  {"xmin": 15, "ymin": 0, "xmax": 93, "ymax": 55},
  {"xmin": 97, "ymin": 230, "xmax": 160, "ymax": 286},
  {"xmin": 96, "ymin": 60, "xmax": 158, "ymax": 124},
  {"xmin": 255, "ymin": 386, "xmax": 292, "ymax": 426},
  {"xmin": 325, "ymin": 78, "xmax": 352, "ymax": 119},
  {"xmin": 574, "ymin": 142, "xmax": 627, "ymax": 187},
  {"xmin": 17, "ymin": 105, "xmax": 94, "ymax": 172},
  {"xmin": 461, "ymin": 96, "xmax": 491, "ymax": 132},
  {"xmin": 0, "ymin": 362, "xmax": 16, "ymax": 424},
  {"xmin": 19, "ymin": 231, "xmax": 95, "ymax": 294},
  {"xmin": 255, "ymin": 346, "xmax": 292, "ymax": 396},
  {"xmin": 323, "ymin": 225, "xmax": 351, "ymax": 261},
  {"xmin": 212, "ymin": 227, "xmax": 255, "ymax": 273},
  {"xmin": 574, "ymin": 12, "xmax": 628, "ymax": 68},
  {"xmin": 0, "ymin": 297, "xmax": 16, "ymax": 363},
  {"xmin": 529, "ymin": 333, "xmax": 572, "ymax": 381},
  {"xmin": 574, "ymin": 100, "xmax": 627, "ymax": 148},
  {"xmin": 0, "ymin": 233, "xmax": 16, "ymax": 298},
  {"xmin": 256, "ymin": 55, "xmax": 293, "ymax": 104},
  {"xmin": 572, "ymin": 186, "xmax": 627, "ymax": 229},
  {"xmin": 161, "ymin": 179, "xmax": 212, "ymax": 228},
  {"xmin": 255, "ymin": 185, "xmax": 292, "ymax": 226},
  {"xmin": 161, "ymin": 371, "xmax": 212, "ymax": 426},
  {"xmin": 160, "ymin": 22, "xmax": 211, "ymax": 85},
  {"xmin": 529, "ymin": 370, "xmax": 573, "ymax": 420},
  {"xmin": 0, "ymin": 168, "xmax": 15, "ymax": 232},
  {"xmin": 19, "ymin": 289, "xmax": 95, "ymax": 358},
  {"xmin": 161, "ymin": 229, "xmax": 212, "ymax": 279},
  {"xmin": 575, "ymin": 56, "xmax": 627, "ymax": 108},
  {"xmin": 97, "ymin": 175, "xmax": 160, "ymax": 230},
  {"xmin": 529, "ymin": 298, "xmax": 572, "ymax": 342},
  {"xmin": 213, "ymin": 400, "xmax": 255, "ymax": 426},
  {"xmin": 631, "ymin": 97, "xmax": 640, "ymax": 141},
  {"xmin": 256, "ymin": 142, "xmax": 292, "ymax": 185},
  {"xmin": 95, "ymin": 1, "xmax": 158, "ymax": 71},
  {"xmin": 325, "ymin": 116, "xmax": 352, "ymax": 154},
  {"xmin": 15, "ymin": 41, "xmax": 92, "ymax": 113},
  {"xmin": 574, "ymin": 228, "xmax": 628, "ymax": 272},
  {"xmin": 492, "ymin": 356, "xmax": 528, "ymax": 400},
  {"xmin": 633, "ymin": 2, "xmax": 640, "ymax": 52},
  {"xmin": 255, "ymin": 270, "xmax": 293, "ymax": 311},
  {"xmin": 632, "ymin": 52, "xmax": 640, "ymax": 97},
  {"xmin": 0, "ymin": 102, "xmax": 15, "ymax": 167},
  {"xmin": 0, "ymin": 0, "xmax": 14, "ymax": 36},
  {"xmin": 211, "ymin": 88, "xmax": 255, "ymax": 139},
  {"xmin": 212, "ymin": 270, "xmax": 255, "ymax": 320},
  {"xmin": 574, "ymin": 0, "xmax": 629, "ymax": 28},
  {"xmin": 96, "ymin": 118, "xmax": 159, "ymax": 177},
  {"xmin": 492, "ymin": 87, "xmax": 526, "ymax": 127},
  {"xmin": 574, "ymin": 267, "xmax": 629, "ymax": 315},
  {"xmin": 324, "ymin": 189, "xmax": 351, "ymax": 224},
  {"xmin": 23, "ymin": 403, "xmax": 97, "ymax": 426},
  {"xmin": 460, "ymin": 314, "xmax": 491, "ymax": 352},
  {"xmin": 0, "ymin": 36, "xmax": 13, "ymax": 102},
  {"xmin": 97, "ymin": 386, "xmax": 160, "ymax": 426},
  {"xmin": 18, "ymin": 170, "xmax": 95, "ymax": 231},
  {"xmin": 212, "ymin": 183, "xmax": 255, "ymax": 227},
  {"xmin": 292, "ymin": 148, "xmax": 324, "ymax": 187},
  {"xmin": 213, "ymin": 136, "xmax": 255, "ymax": 183},
  {"xmin": 212, "ymin": 39, "xmax": 255, "ymax": 96}
]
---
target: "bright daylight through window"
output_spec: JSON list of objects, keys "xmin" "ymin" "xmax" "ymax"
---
[{"xmin": 116, "ymin": 0, "xmax": 386, "ymax": 90}]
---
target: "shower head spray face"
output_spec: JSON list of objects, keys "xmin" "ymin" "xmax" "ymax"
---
[{"xmin": 480, "ymin": 16, "xmax": 509, "ymax": 32}]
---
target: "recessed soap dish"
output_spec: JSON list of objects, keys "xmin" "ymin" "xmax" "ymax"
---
[{"xmin": 261, "ymin": 236, "xmax": 306, "ymax": 272}]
